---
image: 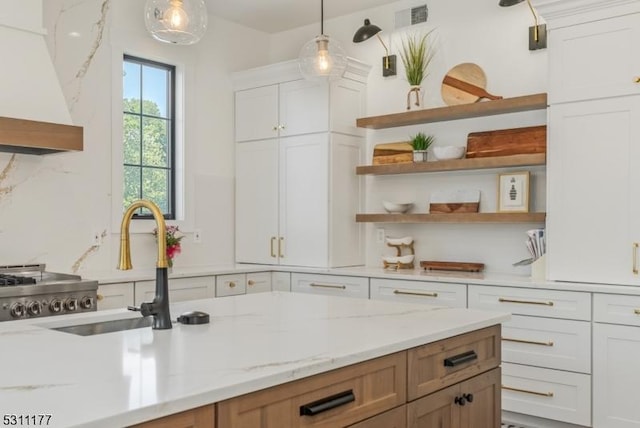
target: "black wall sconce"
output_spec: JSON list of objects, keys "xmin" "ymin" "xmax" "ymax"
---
[
  {"xmin": 500, "ymin": 0, "xmax": 547, "ymax": 50},
  {"xmin": 353, "ymin": 19, "xmax": 397, "ymax": 77}
]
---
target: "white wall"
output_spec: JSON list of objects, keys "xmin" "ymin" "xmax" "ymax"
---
[
  {"xmin": 0, "ymin": 0, "xmax": 269, "ymax": 275},
  {"xmin": 268, "ymin": 0, "xmax": 549, "ymax": 274}
]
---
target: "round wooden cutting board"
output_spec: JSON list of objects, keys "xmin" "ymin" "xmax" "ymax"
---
[{"xmin": 441, "ymin": 63, "xmax": 502, "ymax": 106}]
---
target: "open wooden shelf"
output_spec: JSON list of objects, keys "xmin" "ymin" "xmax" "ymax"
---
[
  {"xmin": 356, "ymin": 93, "xmax": 548, "ymax": 129},
  {"xmin": 0, "ymin": 116, "xmax": 83, "ymax": 155},
  {"xmin": 355, "ymin": 212, "xmax": 547, "ymax": 224},
  {"xmin": 357, "ymin": 153, "xmax": 546, "ymax": 176}
]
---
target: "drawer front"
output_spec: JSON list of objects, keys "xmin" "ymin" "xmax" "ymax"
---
[
  {"xmin": 135, "ymin": 276, "xmax": 215, "ymax": 305},
  {"xmin": 502, "ymin": 362, "xmax": 591, "ymax": 427},
  {"xmin": 468, "ymin": 285, "xmax": 591, "ymax": 320},
  {"xmin": 502, "ymin": 315, "xmax": 591, "ymax": 373},
  {"xmin": 594, "ymin": 293, "xmax": 640, "ymax": 326},
  {"xmin": 407, "ymin": 325, "xmax": 501, "ymax": 400},
  {"xmin": 217, "ymin": 352, "xmax": 406, "ymax": 428},
  {"xmin": 216, "ymin": 274, "xmax": 246, "ymax": 297},
  {"xmin": 291, "ymin": 273, "xmax": 369, "ymax": 299},
  {"xmin": 97, "ymin": 282, "xmax": 134, "ymax": 310},
  {"xmin": 370, "ymin": 278, "xmax": 466, "ymax": 308},
  {"xmin": 346, "ymin": 405, "xmax": 406, "ymax": 428},
  {"xmin": 246, "ymin": 272, "xmax": 272, "ymax": 294}
]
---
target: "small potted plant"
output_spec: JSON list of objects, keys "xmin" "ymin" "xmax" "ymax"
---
[
  {"xmin": 400, "ymin": 30, "xmax": 435, "ymax": 110},
  {"xmin": 410, "ymin": 132, "xmax": 435, "ymax": 162}
]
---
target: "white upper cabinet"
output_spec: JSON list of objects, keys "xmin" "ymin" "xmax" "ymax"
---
[
  {"xmin": 235, "ymin": 85, "xmax": 279, "ymax": 142},
  {"xmin": 549, "ymin": 13, "xmax": 640, "ymax": 104},
  {"xmin": 278, "ymin": 79, "xmax": 328, "ymax": 136}
]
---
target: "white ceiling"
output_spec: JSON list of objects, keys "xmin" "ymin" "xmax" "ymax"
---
[{"xmin": 205, "ymin": 0, "xmax": 394, "ymax": 33}]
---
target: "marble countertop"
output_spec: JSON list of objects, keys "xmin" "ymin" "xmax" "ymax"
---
[
  {"xmin": 0, "ymin": 292, "xmax": 508, "ymax": 427},
  {"xmin": 91, "ymin": 264, "xmax": 640, "ymax": 296}
]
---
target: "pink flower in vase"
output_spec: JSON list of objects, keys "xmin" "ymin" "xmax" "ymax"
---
[{"xmin": 152, "ymin": 225, "xmax": 184, "ymax": 268}]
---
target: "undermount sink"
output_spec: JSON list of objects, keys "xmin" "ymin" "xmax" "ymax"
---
[{"xmin": 51, "ymin": 316, "xmax": 153, "ymax": 336}]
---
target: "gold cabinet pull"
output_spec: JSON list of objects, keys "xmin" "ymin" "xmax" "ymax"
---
[
  {"xmin": 97, "ymin": 294, "xmax": 104, "ymax": 301},
  {"xmin": 272, "ymin": 126, "xmax": 278, "ymax": 131},
  {"xmin": 634, "ymin": 77, "xmax": 640, "ymax": 83},
  {"xmin": 229, "ymin": 281, "xmax": 236, "ymax": 288},
  {"xmin": 633, "ymin": 243, "xmax": 639, "ymax": 274},
  {"xmin": 498, "ymin": 297, "xmax": 554, "ymax": 306},
  {"xmin": 393, "ymin": 289, "xmax": 438, "ymax": 298},
  {"xmin": 634, "ymin": 309, "xmax": 640, "ymax": 315},
  {"xmin": 279, "ymin": 237, "xmax": 285, "ymax": 258},
  {"xmin": 270, "ymin": 237, "xmax": 276, "ymax": 258},
  {"xmin": 502, "ymin": 385, "xmax": 554, "ymax": 397},
  {"xmin": 502, "ymin": 337, "xmax": 554, "ymax": 347},
  {"xmin": 310, "ymin": 283, "xmax": 346, "ymax": 290},
  {"xmin": 248, "ymin": 280, "xmax": 255, "ymax": 286}
]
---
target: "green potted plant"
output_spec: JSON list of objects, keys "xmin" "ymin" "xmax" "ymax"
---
[
  {"xmin": 410, "ymin": 132, "xmax": 435, "ymax": 162},
  {"xmin": 400, "ymin": 31, "xmax": 435, "ymax": 110}
]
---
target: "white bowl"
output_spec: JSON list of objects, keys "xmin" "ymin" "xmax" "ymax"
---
[
  {"xmin": 382, "ymin": 201, "xmax": 414, "ymax": 214},
  {"xmin": 386, "ymin": 236, "xmax": 414, "ymax": 246},
  {"xmin": 382, "ymin": 255, "xmax": 415, "ymax": 264},
  {"xmin": 433, "ymin": 146, "xmax": 466, "ymax": 160}
]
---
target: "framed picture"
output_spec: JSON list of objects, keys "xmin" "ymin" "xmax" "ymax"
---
[{"xmin": 498, "ymin": 171, "xmax": 530, "ymax": 213}]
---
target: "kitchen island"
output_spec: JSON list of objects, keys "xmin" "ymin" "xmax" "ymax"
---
[{"xmin": 0, "ymin": 292, "xmax": 508, "ymax": 427}]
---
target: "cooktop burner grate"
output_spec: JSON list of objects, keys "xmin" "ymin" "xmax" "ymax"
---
[{"xmin": 0, "ymin": 274, "xmax": 37, "ymax": 286}]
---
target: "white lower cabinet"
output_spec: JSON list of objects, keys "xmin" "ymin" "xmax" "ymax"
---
[
  {"xmin": 135, "ymin": 276, "xmax": 215, "ymax": 305},
  {"xmin": 502, "ymin": 362, "xmax": 591, "ymax": 426},
  {"xmin": 593, "ymin": 293, "xmax": 640, "ymax": 427},
  {"xmin": 246, "ymin": 272, "xmax": 271, "ymax": 294},
  {"xmin": 216, "ymin": 274, "xmax": 246, "ymax": 297},
  {"xmin": 96, "ymin": 282, "xmax": 134, "ymax": 310},
  {"xmin": 291, "ymin": 273, "xmax": 368, "ymax": 299},
  {"xmin": 271, "ymin": 272, "xmax": 291, "ymax": 292},
  {"xmin": 369, "ymin": 278, "xmax": 466, "ymax": 308}
]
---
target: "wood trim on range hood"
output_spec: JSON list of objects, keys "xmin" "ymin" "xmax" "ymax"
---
[{"xmin": 0, "ymin": 116, "xmax": 83, "ymax": 155}]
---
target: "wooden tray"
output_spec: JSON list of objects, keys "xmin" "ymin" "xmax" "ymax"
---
[
  {"xmin": 373, "ymin": 142, "xmax": 413, "ymax": 165},
  {"xmin": 466, "ymin": 125, "xmax": 546, "ymax": 158},
  {"xmin": 420, "ymin": 261, "xmax": 485, "ymax": 272}
]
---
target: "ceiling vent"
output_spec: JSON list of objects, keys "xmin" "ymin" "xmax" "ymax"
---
[{"xmin": 395, "ymin": 5, "xmax": 428, "ymax": 30}]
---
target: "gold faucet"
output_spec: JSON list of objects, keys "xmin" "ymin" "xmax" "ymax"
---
[{"xmin": 118, "ymin": 199, "xmax": 172, "ymax": 329}]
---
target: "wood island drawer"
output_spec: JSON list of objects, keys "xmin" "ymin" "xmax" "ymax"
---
[
  {"xmin": 502, "ymin": 315, "xmax": 591, "ymax": 373},
  {"xmin": 346, "ymin": 405, "xmax": 406, "ymax": 428},
  {"xmin": 468, "ymin": 285, "xmax": 591, "ymax": 320},
  {"xmin": 594, "ymin": 293, "xmax": 640, "ymax": 326},
  {"xmin": 502, "ymin": 362, "xmax": 591, "ymax": 426},
  {"xmin": 407, "ymin": 325, "xmax": 500, "ymax": 400},
  {"xmin": 217, "ymin": 352, "xmax": 406, "ymax": 428},
  {"xmin": 370, "ymin": 278, "xmax": 466, "ymax": 308},
  {"xmin": 291, "ymin": 273, "xmax": 369, "ymax": 299}
]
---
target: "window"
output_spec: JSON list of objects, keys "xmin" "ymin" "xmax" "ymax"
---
[{"xmin": 122, "ymin": 55, "xmax": 176, "ymax": 219}]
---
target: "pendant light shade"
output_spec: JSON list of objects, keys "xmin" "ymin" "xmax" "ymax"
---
[
  {"xmin": 298, "ymin": 0, "xmax": 347, "ymax": 81},
  {"xmin": 144, "ymin": 0, "xmax": 208, "ymax": 45},
  {"xmin": 499, "ymin": 0, "xmax": 525, "ymax": 6}
]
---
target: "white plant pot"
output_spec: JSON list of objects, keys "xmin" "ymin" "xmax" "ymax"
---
[{"xmin": 413, "ymin": 150, "xmax": 428, "ymax": 162}]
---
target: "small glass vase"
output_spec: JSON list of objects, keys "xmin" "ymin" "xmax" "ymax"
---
[
  {"xmin": 406, "ymin": 85, "xmax": 423, "ymax": 110},
  {"xmin": 413, "ymin": 150, "xmax": 428, "ymax": 162}
]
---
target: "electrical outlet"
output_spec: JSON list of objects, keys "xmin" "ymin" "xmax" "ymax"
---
[
  {"xmin": 376, "ymin": 228, "xmax": 385, "ymax": 243},
  {"xmin": 193, "ymin": 229, "xmax": 202, "ymax": 243}
]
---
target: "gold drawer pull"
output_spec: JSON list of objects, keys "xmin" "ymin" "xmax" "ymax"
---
[
  {"xmin": 502, "ymin": 337, "xmax": 554, "ymax": 347},
  {"xmin": 270, "ymin": 237, "xmax": 276, "ymax": 258},
  {"xmin": 635, "ymin": 309, "xmax": 640, "ymax": 315},
  {"xmin": 498, "ymin": 297, "xmax": 554, "ymax": 306},
  {"xmin": 97, "ymin": 294, "xmax": 104, "ymax": 301},
  {"xmin": 393, "ymin": 289, "xmax": 438, "ymax": 298},
  {"xmin": 228, "ymin": 281, "xmax": 236, "ymax": 288},
  {"xmin": 634, "ymin": 243, "xmax": 639, "ymax": 274},
  {"xmin": 248, "ymin": 280, "xmax": 255, "ymax": 286},
  {"xmin": 502, "ymin": 385, "xmax": 554, "ymax": 397},
  {"xmin": 634, "ymin": 77, "xmax": 640, "ymax": 83},
  {"xmin": 310, "ymin": 283, "xmax": 346, "ymax": 290}
]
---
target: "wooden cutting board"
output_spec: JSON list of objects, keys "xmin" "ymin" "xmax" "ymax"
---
[
  {"xmin": 429, "ymin": 189, "xmax": 480, "ymax": 214},
  {"xmin": 441, "ymin": 63, "xmax": 502, "ymax": 106},
  {"xmin": 466, "ymin": 125, "xmax": 547, "ymax": 158},
  {"xmin": 372, "ymin": 142, "xmax": 413, "ymax": 165},
  {"xmin": 420, "ymin": 261, "xmax": 485, "ymax": 272}
]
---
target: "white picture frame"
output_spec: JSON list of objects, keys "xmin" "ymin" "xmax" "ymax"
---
[{"xmin": 498, "ymin": 171, "xmax": 530, "ymax": 213}]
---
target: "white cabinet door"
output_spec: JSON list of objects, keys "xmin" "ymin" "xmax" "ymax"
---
[
  {"xmin": 216, "ymin": 274, "xmax": 246, "ymax": 297},
  {"xmin": 236, "ymin": 139, "xmax": 280, "ymax": 264},
  {"xmin": 594, "ymin": 323, "xmax": 640, "ymax": 427},
  {"xmin": 235, "ymin": 85, "xmax": 278, "ymax": 142},
  {"xmin": 97, "ymin": 282, "xmax": 134, "ymax": 310},
  {"xmin": 271, "ymin": 271, "xmax": 291, "ymax": 291},
  {"xmin": 279, "ymin": 134, "xmax": 329, "ymax": 267},
  {"xmin": 549, "ymin": 13, "xmax": 640, "ymax": 104},
  {"xmin": 279, "ymin": 79, "xmax": 328, "ymax": 137},
  {"xmin": 246, "ymin": 272, "xmax": 271, "ymax": 294},
  {"xmin": 135, "ymin": 276, "xmax": 215, "ymax": 305},
  {"xmin": 547, "ymin": 96, "xmax": 640, "ymax": 285}
]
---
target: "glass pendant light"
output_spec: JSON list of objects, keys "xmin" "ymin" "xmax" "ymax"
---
[
  {"xmin": 144, "ymin": 0, "xmax": 208, "ymax": 45},
  {"xmin": 298, "ymin": 0, "xmax": 347, "ymax": 81}
]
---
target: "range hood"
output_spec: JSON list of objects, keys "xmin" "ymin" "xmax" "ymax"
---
[{"xmin": 0, "ymin": 1, "xmax": 83, "ymax": 155}]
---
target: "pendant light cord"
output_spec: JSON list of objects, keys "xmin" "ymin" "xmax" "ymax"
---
[{"xmin": 320, "ymin": 0, "xmax": 324, "ymax": 35}]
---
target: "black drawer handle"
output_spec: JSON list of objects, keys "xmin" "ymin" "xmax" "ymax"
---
[
  {"xmin": 299, "ymin": 390, "xmax": 355, "ymax": 416},
  {"xmin": 444, "ymin": 350, "xmax": 477, "ymax": 367}
]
